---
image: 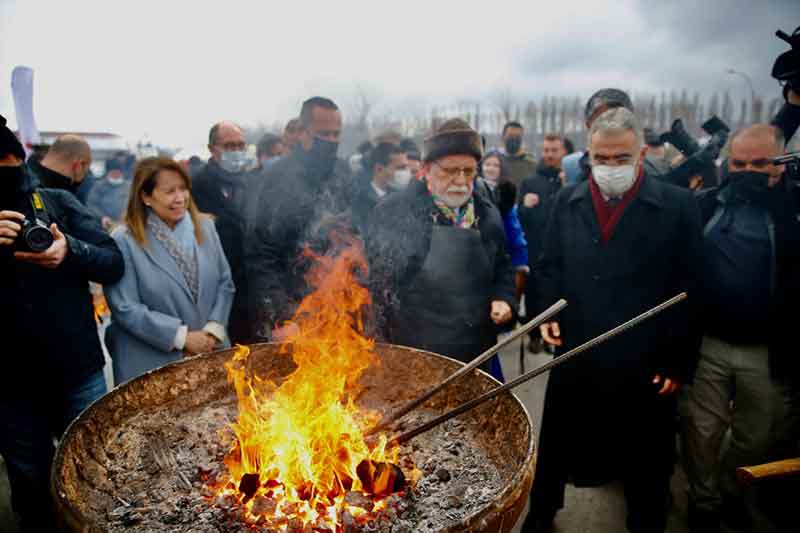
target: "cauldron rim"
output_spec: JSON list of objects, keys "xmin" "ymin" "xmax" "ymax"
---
[{"xmin": 51, "ymin": 342, "xmax": 535, "ymax": 532}]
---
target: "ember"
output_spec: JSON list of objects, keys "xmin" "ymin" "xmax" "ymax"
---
[{"xmin": 208, "ymin": 235, "xmax": 408, "ymax": 530}]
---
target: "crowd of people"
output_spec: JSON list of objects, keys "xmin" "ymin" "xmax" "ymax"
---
[{"xmin": 1, "ymin": 78, "xmax": 799, "ymax": 532}]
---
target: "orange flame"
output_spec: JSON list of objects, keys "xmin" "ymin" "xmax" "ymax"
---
[{"xmin": 216, "ymin": 234, "xmax": 401, "ymax": 529}]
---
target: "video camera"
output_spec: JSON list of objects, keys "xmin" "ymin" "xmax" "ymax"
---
[
  {"xmin": 773, "ymin": 26, "xmax": 800, "ymax": 96},
  {"xmin": 660, "ymin": 116, "xmax": 730, "ymax": 188}
]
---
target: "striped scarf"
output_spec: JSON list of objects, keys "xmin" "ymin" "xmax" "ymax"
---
[{"xmin": 432, "ymin": 196, "xmax": 477, "ymax": 229}]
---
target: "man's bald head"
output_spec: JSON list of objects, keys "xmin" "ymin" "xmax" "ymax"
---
[
  {"xmin": 208, "ymin": 121, "xmax": 246, "ymax": 162},
  {"xmin": 46, "ymin": 134, "xmax": 91, "ymax": 162},
  {"xmin": 41, "ymin": 134, "xmax": 92, "ymax": 185},
  {"xmin": 728, "ymin": 124, "xmax": 786, "ymax": 188}
]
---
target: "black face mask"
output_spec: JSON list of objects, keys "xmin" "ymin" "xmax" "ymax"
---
[
  {"xmin": 504, "ymin": 136, "xmax": 522, "ymax": 155},
  {"xmin": 0, "ymin": 165, "xmax": 26, "ymax": 206},
  {"xmin": 305, "ymin": 136, "xmax": 339, "ymax": 179},
  {"xmin": 728, "ymin": 170, "xmax": 773, "ymax": 205},
  {"xmin": 539, "ymin": 165, "xmax": 560, "ymax": 180}
]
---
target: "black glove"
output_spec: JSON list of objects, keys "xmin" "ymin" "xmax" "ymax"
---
[{"xmin": 496, "ymin": 180, "xmax": 517, "ymax": 217}]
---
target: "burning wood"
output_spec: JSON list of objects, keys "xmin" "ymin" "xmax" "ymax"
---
[{"xmin": 207, "ymin": 235, "xmax": 409, "ymax": 530}]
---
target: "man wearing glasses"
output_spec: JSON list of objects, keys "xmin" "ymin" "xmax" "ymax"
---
[
  {"xmin": 192, "ymin": 121, "xmax": 254, "ymax": 344},
  {"xmin": 366, "ymin": 118, "xmax": 516, "ymax": 369}
]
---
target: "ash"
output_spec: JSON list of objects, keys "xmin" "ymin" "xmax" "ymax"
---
[{"xmin": 95, "ymin": 400, "xmax": 502, "ymax": 532}]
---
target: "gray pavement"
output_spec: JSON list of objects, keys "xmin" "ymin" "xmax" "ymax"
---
[{"xmin": 0, "ymin": 337, "xmax": 691, "ymax": 533}]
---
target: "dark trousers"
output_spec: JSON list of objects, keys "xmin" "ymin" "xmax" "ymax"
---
[
  {"xmin": 0, "ymin": 369, "xmax": 107, "ymax": 532},
  {"xmin": 527, "ymin": 383, "xmax": 676, "ymax": 533}
]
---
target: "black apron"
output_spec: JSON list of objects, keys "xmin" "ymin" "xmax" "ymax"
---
[{"xmin": 390, "ymin": 224, "xmax": 494, "ymax": 364}]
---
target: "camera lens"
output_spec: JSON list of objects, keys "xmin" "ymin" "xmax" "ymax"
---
[{"xmin": 23, "ymin": 224, "xmax": 54, "ymax": 252}]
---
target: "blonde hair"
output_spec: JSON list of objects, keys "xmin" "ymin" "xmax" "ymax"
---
[{"xmin": 123, "ymin": 156, "xmax": 205, "ymax": 247}]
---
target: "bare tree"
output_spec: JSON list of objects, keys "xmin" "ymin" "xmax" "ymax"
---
[{"xmin": 492, "ymin": 85, "xmax": 517, "ymax": 124}]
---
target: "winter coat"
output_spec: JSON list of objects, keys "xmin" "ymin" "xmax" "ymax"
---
[
  {"xmin": 532, "ymin": 172, "xmax": 703, "ymax": 483},
  {"xmin": 696, "ymin": 179, "xmax": 800, "ymax": 386},
  {"xmin": 86, "ymin": 178, "xmax": 130, "ymax": 222},
  {"xmin": 192, "ymin": 160, "xmax": 256, "ymax": 343},
  {"xmin": 0, "ymin": 168, "xmax": 124, "ymax": 394},
  {"xmin": 105, "ymin": 217, "xmax": 235, "ymax": 384},
  {"xmin": 245, "ymin": 149, "xmax": 354, "ymax": 338},
  {"xmin": 518, "ymin": 167, "xmax": 562, "ymax": 265},
  {"xmin": 501, "ymin": 151, "xmax": 537, "ymax": 188},
  {"xmin": 478, "ymin": 179, "xmax": 528, "ymax": 269},
  {"xmin": 351, "ymin": 181, "xmax": 386, "ymax": 236},
  {"xmin": 366, "ymin": 179, "xmax": 517, "ymax": 348}
]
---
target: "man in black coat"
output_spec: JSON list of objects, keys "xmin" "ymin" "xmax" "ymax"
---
[
  {"xmin": 351, "ymin": 141, "xmax": 410, "ymax": 235},
  {"xmin": 192, "ymin": 121, "xmax": 256, "ymax": 343},
  {"xmin": 682, "ymin": 124, "xmax": 800, "ymax": 532},
  {"xmin": 366, "ymin": 119, "xmax": 516, "ymax": 365},
  {"xmin": 26, "ymin": 133, "xmax": 92, "ymax": 196},
  {"xmin": 0, "ymin": 116, "xmax": 124, "ymax": 532},
  {"xmin": 524, "ymin": 108, "xmax": 703, "ymax": 533},
  {"xmin": 246, "ymin": 97, "xmax": 354, "ymax": 341}
]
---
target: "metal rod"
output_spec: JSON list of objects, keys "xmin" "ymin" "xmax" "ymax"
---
[
  {"xmin": 390, "ymin": 292, "xmax": 687, "ymax": 446},
  {"xmin": 367, "ymin": 299, "xmax": 567, "ymax": 435}
]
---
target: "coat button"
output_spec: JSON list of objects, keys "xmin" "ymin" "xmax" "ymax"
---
[
  {"xmin": 593, "ymin": 238, "xmax": 599, "ymax": 244},
  {"xmin": 593, "ymin": 275, "xmax": 600, "ymax": 281}
]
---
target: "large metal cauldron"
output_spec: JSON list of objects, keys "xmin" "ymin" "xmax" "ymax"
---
[{"xmin": 52, "ymin": 343, "xmax": 535, "ymax": 532}]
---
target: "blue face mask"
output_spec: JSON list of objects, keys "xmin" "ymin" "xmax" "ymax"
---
[{"xmin": 219, "ymin": 150, "xmax": 250, "ymax": 174}]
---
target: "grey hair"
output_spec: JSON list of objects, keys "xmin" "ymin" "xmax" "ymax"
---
[{"xmin": 588, "ymin": 107, "xmax": 643, "ymax": 148}]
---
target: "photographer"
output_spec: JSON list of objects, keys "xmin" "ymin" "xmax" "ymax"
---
[
  {"xmin": 682, "ymin": 124, "xmax": 800, "ymax": 532},
  {"xmin": 0, "ymin": 115, "xmax": 124, "ymax": 532}
]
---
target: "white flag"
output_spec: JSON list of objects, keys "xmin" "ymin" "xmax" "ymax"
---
[{"xmin": 11, "ymin": 66, "xmax": 41, "ymax": 157}]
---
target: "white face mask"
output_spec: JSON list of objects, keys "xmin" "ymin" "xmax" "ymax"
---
[
  {"xmin": 592, "ymin": 164, "xmax": 637, "ymax": 199},
  {"xmin": 389, "ymin": 168, "xmax": 412, "ymax": 190}
]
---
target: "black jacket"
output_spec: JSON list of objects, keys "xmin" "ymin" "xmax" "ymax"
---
[
  {"xmin": 0, "ymin": 168, "xmax": 124, "ymax": 394},
  {"xmin": 366, "ymin": 179, "xmax": 517, "ymax": 339},
  {"xmin": 696, "ymin": 179, "xmax": 800, "ymax": 385},
  {"xmin": 351, "ymin": 181, "xmax": 385, "ymax": 236},
  {"xmin": 518, "ymin": 167, "xmax": 562, "ymax": 265},
  {"xmin": 27, "ymin": 159, "xmax": 78, "ymax": 195},
  {"xmin": 192, "ymin": 160, "xmax": 255, "ymax": 343},
  {"xmin": 531, "ymin": 173, "xmax": 703, "ymax": 484},
  {"xmin": 245, "ymin": 150, "xmax": 354, "ymax": 338},
  {"xmin": 535, "ymin": 173, "xmax": 704, "ymax": 386}
]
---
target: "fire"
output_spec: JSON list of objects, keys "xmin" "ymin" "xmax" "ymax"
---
[{"xmin": 211, "ymin": 234, "xmax": 404, "ymax": 530}]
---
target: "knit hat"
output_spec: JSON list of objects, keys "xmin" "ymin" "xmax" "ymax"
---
[
  {"xmin": 584, "ymin": 88, "xmax": 634, "ymax": 124},
  {"xmin": 423, "ymin": 118, "xmax": 483, "ymax": 163},
  {"xmin": 0, "ymin": 114, "xmax": 25, "ymax": 161}
]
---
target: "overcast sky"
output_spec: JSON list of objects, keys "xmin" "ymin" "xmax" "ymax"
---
[{"xmin": 1, "ymin": 0, "xmax": 798, "ymax": 154}]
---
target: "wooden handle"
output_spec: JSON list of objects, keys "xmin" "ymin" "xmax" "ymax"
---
[{"xmin": 736, "ymin": 458, "xmax": 800, "ymax": 486}]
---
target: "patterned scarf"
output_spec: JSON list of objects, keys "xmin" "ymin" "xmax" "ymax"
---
[
  {"xmin": 432, "ymin": 195, "xmax": 478, "ymax": 229},
  {"xmin": 147, "ymin": 213, "xmax": 199, "ymax": 302}
]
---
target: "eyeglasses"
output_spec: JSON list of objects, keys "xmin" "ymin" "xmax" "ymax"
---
[
  {"xmin": 433, "ymin": 162, "xmax": 478, "ymax": 180},
  {"xmin": 217, "ymin": 141, "xmax": 246, "ymax": 151}
]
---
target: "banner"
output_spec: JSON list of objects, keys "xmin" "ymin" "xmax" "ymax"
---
[{"xmin": 11, "ymin": 65, "xmax": 41, "ymax": 157}]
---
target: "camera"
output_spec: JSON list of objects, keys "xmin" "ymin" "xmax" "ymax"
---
[
  {"xmin": 773, "ymin": 26, "xmax": 800, "ymax": 93},
  {"xmin": 16, "ymin": 216, "xmax": 54, "ymax": 252},
  {"xmin": 661, "ymin": 116, "xmax": 730, "ymax": 189}
]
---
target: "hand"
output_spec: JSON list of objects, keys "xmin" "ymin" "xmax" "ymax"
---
[
  {"xmin": 523, "ymin": 193, "xmax": 540, "ymax": 208},
  {"xmin": 14, "ymin": 224, "xmax": 68, "ymax": 268},
  {"xmin": 652, "ymin": 374, "xmax": 681, "ymax": 396},
  {"xmin": 101, "ymin": 216, "xmax": 113, "ymax": 230},
  {"xmin": 540, "ymin": 321, "xmax": 563, "ymax": 347},
  {"xmin": 184, "ymin": 331, "xmax": 216, "ymax": 355},
  {"xmin": 788, "ymin": 88, "xmax": 800, "ymax": 106},
  {"xmin": 0, "ymin": 210, "xmax": 25, "ymax": 246},
  {"xmin": 272, "ymin": 322, "xmax": 300, "ymax": 341},
  {"xmin": 490, "ymin": 300, "xmax": 513, "ymax": 325}
]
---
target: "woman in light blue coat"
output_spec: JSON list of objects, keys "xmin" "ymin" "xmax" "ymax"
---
[{"xmin": 106, "ymin": 157, "xmax": 235, "ymax": 384}]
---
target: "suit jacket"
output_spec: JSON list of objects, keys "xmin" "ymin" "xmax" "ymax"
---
[{"xmin": 106, "ymin": 216, "xmax": 235, "ymax": 384}]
